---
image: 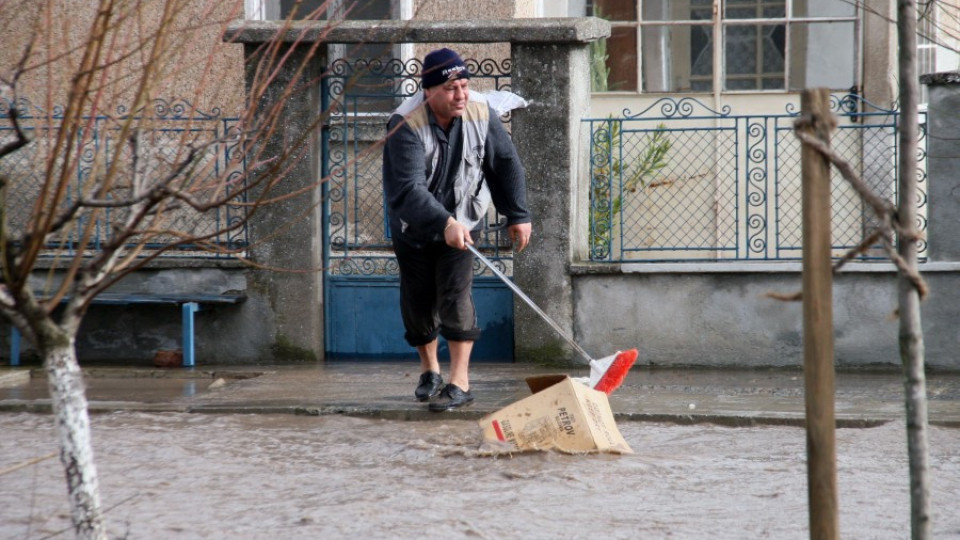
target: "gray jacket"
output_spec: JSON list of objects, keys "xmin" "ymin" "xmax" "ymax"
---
[{"xmin": 382, "ymin": 93, "xmax": 531, "ymax": 247}]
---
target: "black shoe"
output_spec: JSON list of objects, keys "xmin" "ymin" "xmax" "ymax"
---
[
  {"xmin": 415, "ymin": 371, "xmax": 443, "ymax": 402},
  {"xmin": 428, "ymin": 383, "xmax": 474, "ymax": 412}
]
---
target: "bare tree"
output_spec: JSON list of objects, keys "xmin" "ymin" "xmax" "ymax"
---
[
  {"xmin": 0, "ymin": 1, "xmax": 333, "ymax": 537},
  {"xmin": 897, "ymin": 3, "xmax": 931, "ymax": 538}
]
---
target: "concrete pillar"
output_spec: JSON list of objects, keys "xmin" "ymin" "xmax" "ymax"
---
[
  {"xmin": 241, "ymin": 42, "xmax": 325, "ymax": 361},
  {"xmin": 859, "ymin": 0, "xmax": 898, "ymax": 241},
  {"xmin": 921, "ymin": 71, "xmax": 960, "ymax": 262},
  {"xmin": 511, "ymin": 42, "xmax": 595, "ymax": 364},
  {"xmin": 861, "ymin": 0, "xmax": 897, "ymax": 109}
]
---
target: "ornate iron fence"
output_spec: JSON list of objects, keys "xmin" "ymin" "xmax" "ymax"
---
[
  {"xmin": 0, "ymin": 98, "xmax": 247, "ymax": 258},
  {"xmin": 585, "ymin": 95, "xmax": 926, "ymax": 263},
  {"xmin": 321, "ymin": 57, "xmax": 515, "ymax": 277}
]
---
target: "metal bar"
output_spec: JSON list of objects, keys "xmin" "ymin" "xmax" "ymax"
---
[
  {"xmin": 630, "ymin": 17, "xmax": 859, "ymax": 27},
  {"xmin": 10, "ymin": 327, "xmax": 20, "ymax": 367},
  {"xmin": 467, "ymin": 244, "xmax": 594, "ymax": 363},
  {"xmin": 182, "ymin": 302, "xmax": 200, "ymax": 367}
]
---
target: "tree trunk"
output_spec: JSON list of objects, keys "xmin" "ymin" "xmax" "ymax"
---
[
  {"xmin": 896, "ymin": 2, "xmax": 931, "ymax": 539},
  {"xmin": 44, "ymin": 338, "xmax": 107, "ymax": 540}
]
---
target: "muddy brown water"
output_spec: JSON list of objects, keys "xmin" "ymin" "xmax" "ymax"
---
[{"xmin": 2, "ymin": 413, "xmax": 959, "ymax": 539}]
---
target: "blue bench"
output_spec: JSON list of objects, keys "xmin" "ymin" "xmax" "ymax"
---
[{"xmin": 9, "ymin": 293, "xmax": 246, "ymax": 367}]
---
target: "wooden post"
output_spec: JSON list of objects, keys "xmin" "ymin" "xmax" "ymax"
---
[{"xmin": 800, "ymin": 88, "xmax": 838, "ymax": 540}]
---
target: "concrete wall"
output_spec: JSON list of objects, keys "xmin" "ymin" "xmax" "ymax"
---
[
  {"xmin": 572, "ymin": 265, "xmax": 960, "ymax": 370},
  {"xmin": 923, "ymin": 74, "xmax": 960, "ymax": 262},
  {"xmin": 410, "ymin": 0, "xmax": 528, "ymax": 64},
  {"xmin": 77, "ymin": 270, "xmax": 272, "ymax": 365},
  {"xmin": 14, "ymin": 262, "xmax": 274, "ymax": 365}
]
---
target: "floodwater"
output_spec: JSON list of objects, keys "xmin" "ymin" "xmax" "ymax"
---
[{"xmin": 2, "ymin": 413, "xmax": 959, "ymax": 540}]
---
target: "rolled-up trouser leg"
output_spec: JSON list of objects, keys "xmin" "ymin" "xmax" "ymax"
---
[{"xmin": 394, "ymin": 238, "xmax": 481, "ymax": 347}]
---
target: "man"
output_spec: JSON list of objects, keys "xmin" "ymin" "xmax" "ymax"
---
[{"xmin": 382, "ymin": 48, "xmax": 532, "ymax": 411}]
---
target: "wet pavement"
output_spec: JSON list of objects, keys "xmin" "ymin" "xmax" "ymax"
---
[
  {"xmin": 2, "ymin": 361, "xmax": 959, "ymax": 427},
  {"xmin": 3, "ymin": 363, "xmax": 960, "ymax": 539}
]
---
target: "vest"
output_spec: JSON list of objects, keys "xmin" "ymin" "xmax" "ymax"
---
[{"xmin": 393, "ymin": 92, "xmax": 492, "ymax": 231}]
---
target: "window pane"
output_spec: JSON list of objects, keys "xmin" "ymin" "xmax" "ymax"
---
[
  {"xmin": 792, "ymin": 0, "xmax": 856, "ymax": 18},
  {"xmin": 606, "ymin": 26, "xmax": 638, "ymax": 91},
  {"xmin": 726, "ymin": 25, "xmax": 759, "ymax": 75},
  {"xmin": 762, "ymin": 77, "xmax": 784, "ymax": 90},
  {"xmin": 788, "ymin": 22, "xmax": 855, "ymax": 90},
  {"xmin": 763, "ymin": 4, "xmax": 785, "ymax": 18},
  {"xmin": 726, "ymin": 0, "xmax": 784, "ymax": 20},
  {"xmin": 280, "ymin": 0, "xmax": 391, "ymax": 20},
  {"xmin": 726, "ymin": 7, "xmax": 760, "ymax": 20},
  {"xmin": 691, "ymin": 24, "xmax": 714, "ymax": 77},
  {"xmin": 280, "ymin": 0, "xmax": 329, "ymax": 19},
  {"xmin": 348, "ymin": 0, "xmax": 391, "ymax": 19},
  {"xmin": 591, "ymin": 0, "xmax": 636, "ymax": 21},
  {"xmin": 918, "ymin": 18, "xmax": 936, "ymax": 47},
  {"xmin": 642, "ymin": 0, "xmax": 705, "ymax": 22},
  {"xmin": 723, "ymin": 22, "xmax": 784, "ymax": 90},
  {"xmin": 279, "ymin": 0, "xmax": 398, "ymax": 113},
  {"xmin": 641, "ymin": 24, "xmax": 712, "ymax": 92},
  {"xmin": 690, "ymin": 0, "xmax": 713, "ymax": 22}
]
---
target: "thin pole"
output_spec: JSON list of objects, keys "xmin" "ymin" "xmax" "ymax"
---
[
  {"xmin": 896, "ymin": 1, "xmax": 930, "ymax": 538},
  {"xmin": 799, "ymin": 88, "xmax": 838, "ymax": 540}
]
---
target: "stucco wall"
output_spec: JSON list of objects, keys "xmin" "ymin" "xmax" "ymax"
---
[
  {"xmin": 0, "ymin": 1, "xmax": 246, "ymax": 112},
  {"xmin": 573, "ymin": 266, "xmax": 960, "ymax": 370},
  {"xmin": 410, "ymin": 0, "xmax": 525, "ymax": 70}
]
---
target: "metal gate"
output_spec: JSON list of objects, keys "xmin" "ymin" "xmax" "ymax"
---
[{"xmin": 320, "ymin": 57, "xmax": 517, "ymax": 361}]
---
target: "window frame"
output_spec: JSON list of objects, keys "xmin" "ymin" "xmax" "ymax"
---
[{"xmin": 593, "ymin": 0, "xmax": 861, "ymax": 95}]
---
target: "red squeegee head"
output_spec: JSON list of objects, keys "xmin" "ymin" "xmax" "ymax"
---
[{"xmin": 593, "ymin": 349, "xmax": 638, "ymax": 395}]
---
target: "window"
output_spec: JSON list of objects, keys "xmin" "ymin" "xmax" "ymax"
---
[
  {"xmin": 588, "ymin": 0, "xmax": 859, "ymax": 93},
  {"xmin": 248, "ymin": 1, "xmax": 410, "ymax": 112},
  {"xmin": 248, "ymin": 0, "xmax": 401, "ymax": 61},
  {"xmin": 916, "ymin": 1, "xmax": 960, "ymax": 105},
  {"xmin": 247, "ymin": 0, "xmax": 399, "ymax": 21}
]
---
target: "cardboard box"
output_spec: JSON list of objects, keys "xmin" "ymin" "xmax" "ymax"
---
[{"xmin": 478, "ymin": 375, "xmax": 633, "ymax": 454}]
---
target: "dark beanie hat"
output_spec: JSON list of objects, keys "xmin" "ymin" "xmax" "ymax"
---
[{"xmin": 421, "ymin": 48, "xmax": 470, "ymax": 89}]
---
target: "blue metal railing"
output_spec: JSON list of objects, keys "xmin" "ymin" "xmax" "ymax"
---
[
  {"xmin": 585, "ymin": 95, "xmax": 926, "ymax": 263},
  {"xmin": 0, "ymin": 98, "xmax": 247, "ymax": 258}
]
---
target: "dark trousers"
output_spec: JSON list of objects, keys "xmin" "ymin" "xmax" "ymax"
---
[{"xmin": 392, "ymin": 236, "xmax": 481, "ymax": 347}]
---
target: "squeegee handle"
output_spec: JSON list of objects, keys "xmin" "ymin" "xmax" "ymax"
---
[{"xmin": 467, "ymin": 244, "xmax": 594, "ymax": 362}]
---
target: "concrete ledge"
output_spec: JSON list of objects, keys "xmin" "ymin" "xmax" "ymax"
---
[
  {"xmin": 571, "ymin": 260, "xmax": 960, "ymax": 275},
  {"xmin": 224, "ymin": 18, "xmax": 610, "ymax": 45},
  {"xmin": 920, "ymin": 71, "xmax": 960, "ymax": 85},
  {"xmin": 0, "ymin": 370, "xmax": 30, "ymax": 388},
  {"xmin": 5, "ymin": 364, "xmax": 959, "ymax": 426},
  {"xmin": 32, "ymin": 257, "xmax": 249, "ymax": 270}
]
